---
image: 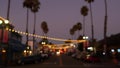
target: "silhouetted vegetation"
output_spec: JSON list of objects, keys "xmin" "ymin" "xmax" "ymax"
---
[{"xmin": 99, "ymin": 33, "xmax": 120, "ymax": 48}]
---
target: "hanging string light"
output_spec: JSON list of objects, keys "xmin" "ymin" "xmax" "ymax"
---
[{"xmin": 5, "ymin": 28, "xmax": 86, "ymax": 43}]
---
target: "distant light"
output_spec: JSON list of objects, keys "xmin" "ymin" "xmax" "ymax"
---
[
  {"xmin": 103, "ymin": 52, "xmax": 106, "ymax": 55},
  {"xmin": 83, "ymin": 36, "xmax": 88, "ymax": 39},
  {"xmin": 70, "ymin": 44, "xmax": 74, "ymax": 47},
  {"xmin": 111, "ymin": 49, "xmax": 115, "ymax": 52},
  {"xmin": 29, "ymin": 51, "xmax": 32, "ymax": 55},
  {"xmin": 2, "ymin": 49, "xmax": 6, "ymax": 53},
  {"xmin": 117, "ymin": 49, "xmax": 120, "ymax": 52},
  {"xmin": 40, "ymin": 51, "xmax": 43, "ymax": 53},
  {"xmin": 87, "ymin": 47, "xmax": 93, "ymax": 51},
  {"xmin": 83, "ymin": 37, "xmax": 86, "ymax": 39},
  {"xmin": 24, "ymin": 50, "xmax": 26, "ymax": 53},
  {"xmin": 86, "ymin": 36, "xmax": 89, "ymax": 39},
  {"xmin": 27, "ymin": 46, "xmax": 30, "ymax": 49},
  {"xmin": 12, "ymin": 29, "xmax": 15, "ymax": 32},
  {"xmin": 41, "ymin": 42, "xmax": 46, "ymax": 45},
  {"xmin": 4, "ymin": 20, "xmax": 9, "ymax": 24},
  {"xmin": 0, "ymin": 20, "xmax": 3, "ymax": 24},
  {"xmin": 56, "ymin": 51, "xmax": 60, "ymax": 56}
]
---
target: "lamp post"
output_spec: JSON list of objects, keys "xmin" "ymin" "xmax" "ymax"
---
[{"xmin": 0, "ymin": 19, "xmax": 9, "ymax": 66}]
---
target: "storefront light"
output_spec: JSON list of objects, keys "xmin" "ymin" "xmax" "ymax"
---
[
  {"xmin": 29, "ymin": 51, "xmax": 32, "ymax": 55},
  {"xmin": 27, "ymin": 46, "xmax": 29, "ymax": 49},
  {"xmin": 24, "ymin": 50, "xmax": 26, "ymax": 53},
  {"xmin": 2, "ymin": 49, "xmax": 6, "ymax": 53}
]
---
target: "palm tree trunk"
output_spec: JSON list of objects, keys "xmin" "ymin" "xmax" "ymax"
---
[
  {"xmin": 83, "ymin": 16, "xmax": 85, "ymax": 36},
  {"xmin": 71, "ymin": 35, "xmax": 73, "ymax": 40},
  {"xmin": 89, "ymin": 3, "xmax": 94, "ymax": 42},
  {"xmin": 26, "ymin": 8, "xmax": 29, "ymax": 45},
  {"xmin": 83, "ymin": 16, "xmax": 86, "ymax": 51},
  {"xmin": 33, "ymin": 13, "xmax": 36, "ymax": 54},
  {"xmin": 89, "ymin": 3, "xmax": 95, "ymax": 53},
  {"xmin": 6, "ymin": 0, "xmax": 11, "ymax": 65},
  {"xmin": 7, "ymin": 0, "xmax": 11, "ymax": 20},
  {"xmin": 104, "ymin": 0, "xmax": 108, "ymax": 54},
  {"xmin": 78, "ymin": 30, "xmax": 79, "ymax": 36}
]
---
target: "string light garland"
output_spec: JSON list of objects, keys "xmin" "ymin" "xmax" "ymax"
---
[{"xmin": 5, "ymin": 28, "xmax": 86, "ymax": 43}]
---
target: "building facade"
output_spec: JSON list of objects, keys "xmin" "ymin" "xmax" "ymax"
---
[{"xmin": 0, "ymin": 16, "xmax": 25, "ymax": 64}]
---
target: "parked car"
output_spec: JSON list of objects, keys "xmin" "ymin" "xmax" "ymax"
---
[
  {"xmin": 83, "ymin": 53, "xmax": 101, "ymax": 63},
  {"xmin": 72, "ymin": 51, "xmax": 87, "ymax": 60},
  {"xmin": 72, "ymin": 53, "xmax": 81, "ymax": 60},
  {"xmin": 41, "ymin": 53, "xmax": 49, "ymax": 59},
  {"xmin": 16, "ymin": 54, "xmax": 43, "ymax": 65}
]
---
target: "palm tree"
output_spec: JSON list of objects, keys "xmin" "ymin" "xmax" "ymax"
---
[
  {"xmin": 6, "ymin": 0, "xmax": 11, "ymax": 64},
  {"xmin": 31, "ymin": 0, "xmax": 40, "ymax": 54},
  {"xmin": 69, "ymin": 28, "xmax": 75, "ymax": 39},
  {"xmin": 23, "ymin": 0, "xmax": 33, "ymax": 45},
  {"xmin": 76, "ymin": 22, "xmax": 82, "ymax": 36},
  {"xmin": 73, "ymin": 24, "xmax": 79, "ymax": 39},
  {"xmin": 41, "ymin": 21, "xmax": 49, "ymax": 36},
  {"xmin": 80, "ymin": 6, "xmax": 89, "ymax": 36},
  {"xmin": 103, "ymin": 0, "xmax": 108, "ymax": 54},
  {"xmin": 85, "ymin": 0, "xmax": 94, "ymax": 43},
  {"xmin": 41, "ymin": 21, "xmax": 49, "ymax": 46}
]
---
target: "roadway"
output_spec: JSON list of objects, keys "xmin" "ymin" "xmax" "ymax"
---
[{"xmin": 3, "ymin": 54, "xmax": 120, "ymax": 68}]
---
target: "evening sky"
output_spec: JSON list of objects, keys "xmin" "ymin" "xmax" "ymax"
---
[{"xmin": 0, "ymin": 0, "xmax": 120, "ymax": 44}]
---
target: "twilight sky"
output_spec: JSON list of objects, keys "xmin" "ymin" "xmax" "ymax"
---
[{"xmin": 0, "ymin": 0, "xmax": 120, "ymax": 44}]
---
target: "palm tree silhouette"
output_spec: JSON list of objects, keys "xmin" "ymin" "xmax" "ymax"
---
[
  {"xmin": 23, "ymin": 0, "xmax": 33, "ymax": 45},
  {"xmin": 85, "ymin": 0, "xmax": 94, "ymax": 43},
  {"xmin": 69, "ymin": 28, "xmax": 75, "ymax": 39},
  {"xmin": 72, "ymin": 24, "xmax": 78, "ymax": 39},
  {"xmin": 31, "ymin": 0, "xmax": 40, "ymax": 54},
  {"xmin": 80, "ymin": 6, "xmax": 89, "ymax": 36},
  {"xmin": 76, "ymin": 22, "xmax": 82, "ymax": 37},
  {"xmin": 103, "ymin": 0, "xmax": 108, "ymax": 54},
  {"xmin": 41, "ymin": 21, "xmax": 49, "ymax": 36}
]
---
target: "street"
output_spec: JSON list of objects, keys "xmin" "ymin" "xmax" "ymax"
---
[
  {"xmin": 0, "ymin": 0, "xmax": 120, "ymax": 68},
  {"xmin": 1, "ymin": 54, "xmax": 119, "ymax": 68}
]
